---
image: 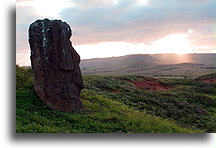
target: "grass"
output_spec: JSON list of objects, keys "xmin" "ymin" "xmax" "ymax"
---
[
  {"xmin": 16, "ymin": 90, "xmax": 198, "ymax": 133},
  {"xmin": 16, "ymin": 66, "xmax": 215, "ymax": 133},
  {"xmin": 83, "ymin": 75, "xmax": 216, "ymax": 132},
  {"xmin": 195, "ymin": 73, "xmax": 216, "ymax": 81}
]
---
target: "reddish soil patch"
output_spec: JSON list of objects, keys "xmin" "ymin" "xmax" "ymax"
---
[
  {"xmin": 201, "ymin": 78, "xmax": 215, "ymax": 83},
  {"xmin": 130, "ymin": 79, "xmax": 172, "ymax": 91}
]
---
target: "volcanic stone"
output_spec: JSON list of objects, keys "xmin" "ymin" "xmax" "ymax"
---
[{"xmin": 28, "ymin": 18, "xmax": 84, "ymax": 112}]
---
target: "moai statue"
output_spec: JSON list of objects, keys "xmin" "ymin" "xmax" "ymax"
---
[{"xmin": 29, "ymin": 19, "xmax": 84, "ymax": 112}]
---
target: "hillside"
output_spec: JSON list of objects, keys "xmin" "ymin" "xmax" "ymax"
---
[
  {"xmin": 16, "ymin": 66, "xmax": 216, "ymax": 133},
  {"xmin": 80, "ymin": 53, "xmax": 215, "ymax": 77}
]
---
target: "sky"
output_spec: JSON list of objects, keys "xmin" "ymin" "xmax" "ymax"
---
[{"xmin": 16, "ymin": 0, "xmax": 216, "ymax": 66}]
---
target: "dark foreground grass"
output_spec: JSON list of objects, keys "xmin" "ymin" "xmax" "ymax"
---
[{"xmin": 16, "ymin": 90, "xmax": 199, "ymax": 133}]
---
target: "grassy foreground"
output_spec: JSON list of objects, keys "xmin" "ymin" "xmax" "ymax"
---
[
  {"xmin": 16, "ymin": 66, "xmax": 215, "ymax": 133},
  {"xmin": 16, "ymin": 90, "xmax": 198, "ymax": 133}
]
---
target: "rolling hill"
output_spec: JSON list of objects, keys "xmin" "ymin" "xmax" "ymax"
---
[{"xmin": 80, "ymin": 53, "xmax": 215, "ymax": 77}]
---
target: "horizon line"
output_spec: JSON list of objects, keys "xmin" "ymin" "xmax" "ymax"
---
[{"xmin": 17, "ymin": 52, "xmax": 216, "ymax": 66}]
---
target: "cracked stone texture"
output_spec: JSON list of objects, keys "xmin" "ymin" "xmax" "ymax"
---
[{"xmin": 28, "ymin": 18, "xmax": 84, "ymax": 112}]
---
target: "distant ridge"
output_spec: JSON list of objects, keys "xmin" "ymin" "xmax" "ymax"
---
[
  {"xmin": 81, "ymin": 53, "xmax": 215, "ymax": 67},
  {"xmin": 80, "ymin": 53, "xmax": 215, "ymax": 76}
]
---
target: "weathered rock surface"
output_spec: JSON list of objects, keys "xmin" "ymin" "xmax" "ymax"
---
[{"xmin": 28, "ymin": 18, "xmax": 84, "ymax": 112}]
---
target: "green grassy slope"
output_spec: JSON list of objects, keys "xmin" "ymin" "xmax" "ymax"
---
[
  {"xmin": 16, "ymin": 90, "xmax": 196, "ymax": 133},
  {"xmin": 83, "ymin": 75, "xmax": 216, "ymax": 132},
  {"xmin": 16, "ymin": 66, "xmax": 215, "ymax": 133}
]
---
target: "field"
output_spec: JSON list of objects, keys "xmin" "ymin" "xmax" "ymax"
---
[
  {"xmin": 80, "ymin": 53, "xmax": 215, "ymax": 78},
  {"xmin": 16, "ymin": 66, "xmax": 216, "ymax": 133}
]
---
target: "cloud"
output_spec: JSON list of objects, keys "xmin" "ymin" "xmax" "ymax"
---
[
  {"xmin": 59, "ymin": 0, "xmax": 216, "ymax": 46},
  {"xmin": 16, "ymin": 0, "xmax": 216, "ymax": 65}
]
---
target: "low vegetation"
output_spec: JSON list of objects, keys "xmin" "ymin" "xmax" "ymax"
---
[{"xmin": 16, "ymin": 66, "xmax": 215, "ymax": 133}]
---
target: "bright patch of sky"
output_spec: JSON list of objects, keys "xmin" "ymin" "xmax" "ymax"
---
[
  {"xmin": 136, "ymin": 0, "xmax": 148, "ymax": 5},
  {"xmin": 17, "ymin": 0, "xmax": 74, "ymax": 17}
]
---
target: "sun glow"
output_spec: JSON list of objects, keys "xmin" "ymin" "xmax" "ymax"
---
[
  {"xmin": 74, "ymin": 34, "xmax": 193, "ymax": 60},
  {"xmin": 152, "ymin": 34, "xmax": 192, "ymax": 54}
]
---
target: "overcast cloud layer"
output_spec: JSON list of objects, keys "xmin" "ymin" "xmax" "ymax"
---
[{"xmin": 16, "ymin": 0, "xmax": 216, "ymax": 65}]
